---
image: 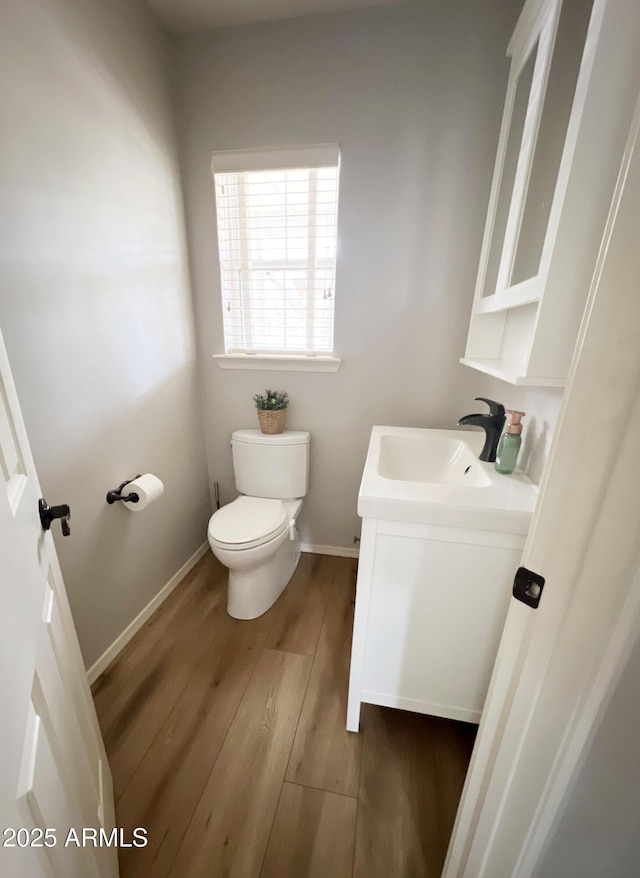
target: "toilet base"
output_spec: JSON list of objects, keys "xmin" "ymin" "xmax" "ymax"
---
[{"xmin": 227, "ymin": 534, "xmax": 300, "ymax": 620}]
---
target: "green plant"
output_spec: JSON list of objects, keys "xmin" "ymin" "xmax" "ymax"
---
[{"xmin": 253, "ymin": 389, "xmax": 290, "ymax": 411}]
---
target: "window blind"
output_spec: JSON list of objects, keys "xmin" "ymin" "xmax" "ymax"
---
[{"xmin": 212, "ymin": 146, "xmax": 340, "ymax": 356}]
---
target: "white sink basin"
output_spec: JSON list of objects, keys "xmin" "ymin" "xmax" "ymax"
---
[
  {"xmin": 378, "ymin": 432, "xmax": 491, "ymax": 487},
  {"xmin": 359, "ymin": 426, "xmax": 538, "ymax": 533}
]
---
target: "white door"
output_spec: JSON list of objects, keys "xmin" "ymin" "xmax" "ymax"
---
[
  {"xmin": 444, "ymin": 11, "xmax": 640, "ymax": 878},
  {"xmin": 0, "ymin": 325, "xmax": 118, "ymax": 877}
]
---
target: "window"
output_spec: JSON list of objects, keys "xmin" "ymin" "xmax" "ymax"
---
[{"xmin": 211, "ymin": 145, "xmax": 340, "ymax": 363}]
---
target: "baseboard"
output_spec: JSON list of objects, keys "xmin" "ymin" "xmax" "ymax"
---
[
  {"xmin": 87, "ymin": 542, "xmax": 209, "ymax": 684},
  {"xmin": 300, "ymin": 542, "xmax": 360, "ymax": 559}
]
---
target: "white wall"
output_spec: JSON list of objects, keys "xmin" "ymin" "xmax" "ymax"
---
[
  {"xmin": 174, "ymin": 0, "xmax": 559, "ymax": 550},
  {"xmin": 535, "ymin": 626, "xmax": 640, "ymax": 878},
  {"xmin": 0, "ymin": 0, "xmax": 211, "ymax": 668},
  {"xmin": 474, "ymin": 380, "xmax": 564, "ymax": 486}
]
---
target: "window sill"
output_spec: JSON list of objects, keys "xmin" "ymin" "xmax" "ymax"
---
[{"xmin": 213, "ymin": 354, "xmax": 342, "ymax": 373}]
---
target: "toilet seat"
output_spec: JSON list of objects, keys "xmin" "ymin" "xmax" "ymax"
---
[{"xmin": 208, "ymin": 496, "xmax": 288, "ymax": 551}]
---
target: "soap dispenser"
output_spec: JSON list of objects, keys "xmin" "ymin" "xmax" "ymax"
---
[{"xmin": 495, "ymin": 410, "xmax": 525, "ymax": 475}]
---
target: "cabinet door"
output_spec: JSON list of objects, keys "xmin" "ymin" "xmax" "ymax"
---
[
  {"xmin": 478, "ymin": 0, "xmax": 594, "ymax": 310},
  {"xmin": 462, "ymin": 0, "xmax": 599, "ymax": 385},
  {"xmin": 477, "ymin": 0, "xmax": 560, "ymax": 310},
  {"xmin": 361, "ymin": 531, "xmax": 522, "ymax": 723}
]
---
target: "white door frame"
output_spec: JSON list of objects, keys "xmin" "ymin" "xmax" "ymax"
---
[{"xmin": 444, "ymin": 7, "xmax": 640, "ymax": 875}]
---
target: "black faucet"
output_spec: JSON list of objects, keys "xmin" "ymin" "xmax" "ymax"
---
[{"xmin": 458, "ymin": 397, "xmax": 506, "ymax": 463}]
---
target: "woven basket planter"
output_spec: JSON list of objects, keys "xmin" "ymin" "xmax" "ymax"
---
[{"xmin": 257, "ymin": 408, "xmax": 286, "ymax": 435}]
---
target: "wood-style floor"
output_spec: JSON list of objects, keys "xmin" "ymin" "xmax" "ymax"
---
[{"xmin": 92, "ymin": 551, "xmax": 476, "ymax": 878}]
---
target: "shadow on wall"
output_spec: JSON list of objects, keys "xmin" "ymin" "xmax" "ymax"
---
[
  {"xmin": 29, "ymin": 0, "xmax": 174, "ymax": 150},
  {"xmin": 519, "ymin": 413, "xmax": 550, "ymax": 479},
  {"xmin": 50, "ymin": 362, "xmax": 211, "ymax": 668},
  {"xmin": 0, "ymin": 0, "xmax": 210, "ymax": 669}
]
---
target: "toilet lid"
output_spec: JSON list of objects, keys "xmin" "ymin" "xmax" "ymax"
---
[{"xmin": 208, "ymin": 496, "xmax": 288, "ymax": 549}]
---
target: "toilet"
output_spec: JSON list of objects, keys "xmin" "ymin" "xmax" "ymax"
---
[{"xmin": 207, "ymin": 429, "xmax": 310, "ymax": 619}]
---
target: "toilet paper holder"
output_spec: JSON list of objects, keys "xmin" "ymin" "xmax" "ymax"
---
[{"xmin": 106, "ymin": 475, "xmax": 142, "ymax": 505}]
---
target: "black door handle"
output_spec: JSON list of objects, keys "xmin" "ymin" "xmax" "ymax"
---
[
  {"xmin": 513, "ymin": 566, "xmax": 545, "ymax": 609},
  {"xmin": 39, "ymin": 498, "xmax": 71, "ymax": 537}
]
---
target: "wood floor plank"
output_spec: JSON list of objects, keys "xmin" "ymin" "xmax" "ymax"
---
[
  {"xmin": 353, "ymin": 705, "xmax": 443, "ymax": 878},
  {"xmin": 264, "ymin": 553, "xmax": 334, "ymax": 656},
  {"xmin": 167, "ymin": 648, "xmax": 312, "ymax": 878},
  {"xmin": 260, "ymin": 783, "xmax": 357, "ymax": 878},
  {"xmin": 92, "ymin": 552, "xmax": 223, "ymax": 728},
  {"xmin": 102, "ymin": 558, "xmax": 233, "ymax": 800},
  {"xmin": 91, "ymin": 553, "xmax": 218, "ymax": 703},
  {"xmin": 116, "ymin": 614, "xmax": 272, "ymax": 878},
  {"xmin": 285, "ymin": 557, "xmax": 362, "ymax": 797},
  {"xmin": 431, "ymin": 717, "xmax": 477, "ymax": 852},
  {"xmin": 93, "ymin": 551, "xmax": 476, "ymax": 878}
]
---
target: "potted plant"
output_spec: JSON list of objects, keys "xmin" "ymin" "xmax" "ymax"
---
[{"xmin": 253, "ymin": 389, "xmax": 290, "ymax": 434}]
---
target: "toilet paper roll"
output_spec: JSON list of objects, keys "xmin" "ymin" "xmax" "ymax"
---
[{"xmin": 122, "ymin": 473, "xmax": 164, "ymax": 512}]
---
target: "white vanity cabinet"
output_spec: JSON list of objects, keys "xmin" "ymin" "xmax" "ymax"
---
[
  {"xmin": 346, "ymin": 426, "xmax": 537, "ymax": 733},
  {"xmin": 461, "ymin": 0, "xmax": 634, "ymax": 385},
  {"xmin": 347, "ymin": 518, "xmax": 526, "ymax": 731}
]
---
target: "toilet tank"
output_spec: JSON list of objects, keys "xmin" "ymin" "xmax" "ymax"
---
[{"xmin": 231, "ymin": 429, "xmax": 310, "ymax": 499}]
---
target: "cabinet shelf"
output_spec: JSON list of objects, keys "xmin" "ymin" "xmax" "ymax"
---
[
  {"xmin": 474, "ymin": 279, "xmax": 541, "ymax": 315},
  {"xmin": 459, "ymin": 357, "xmax": 565, "ymax": 387}
]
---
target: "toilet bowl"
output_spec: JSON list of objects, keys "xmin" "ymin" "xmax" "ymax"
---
[{"xmin": 208, "ymin": 496, "xmax": 303, "ymax": 619}]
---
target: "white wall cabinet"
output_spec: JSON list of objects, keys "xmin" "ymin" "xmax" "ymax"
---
[{"xmin": 461, "ymin": 0, "xmax": 629, "ymax": 386}]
